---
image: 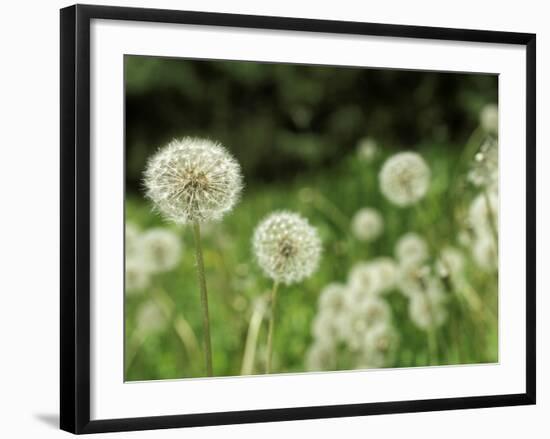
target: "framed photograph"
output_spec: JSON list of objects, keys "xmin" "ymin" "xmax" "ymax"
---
[{"xmin": 60, "ymin": 4, "xmax": 536, "ymax": 434}]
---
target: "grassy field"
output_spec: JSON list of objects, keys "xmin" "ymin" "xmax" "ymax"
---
[{"xmin": 124, "ymin": 141, "xmax": 498, "ymax": 381}]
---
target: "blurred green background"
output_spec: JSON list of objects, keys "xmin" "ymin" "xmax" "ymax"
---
[{"xmin": 124, "ymin": 55, "xmax": 498, "ymax": 381}]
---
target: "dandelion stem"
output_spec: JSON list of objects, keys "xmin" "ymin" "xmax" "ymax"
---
[
  {"xmin": 312, "ymin": 192, "xmax": 349, "ymax": 236},
  {"xmin": 125, "ymin": 331, "xmax": 145, "ymax": 375},
  {"xmin": 192, "ymin": 220, "xmax": 213, "ymax": 377},
  {"xmin": 241, "ymin": 298, "xmax": 268, "ymax": 376},
  {"xmin": 266, "ymin": 281, "xmax": 280, "ymax": 374},
  {"xmin": 483, "ymin": 189, "xmax": 499, "ymax": 249},
  {"xmin": 152, "ymin": 287, "xmax": 201, "ymax": 374}
]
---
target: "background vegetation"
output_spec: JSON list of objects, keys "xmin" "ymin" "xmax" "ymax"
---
[{"xmin": 124, "ymin": 56, "xmax": 498, "ymax": 381}]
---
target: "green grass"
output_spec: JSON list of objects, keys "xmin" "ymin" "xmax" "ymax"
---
[{"xmin": 124, "ymin": 144, "xmax": 498, "ymax": 381}]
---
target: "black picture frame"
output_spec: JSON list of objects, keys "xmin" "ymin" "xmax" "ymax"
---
[{"xmin": 60, "ymin": 4, "xmax": 536, "ymax": 434}]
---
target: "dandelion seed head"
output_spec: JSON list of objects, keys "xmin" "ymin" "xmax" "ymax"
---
[
  {"xmin": 311, "ymin": 310, "xmax": 341, "ymax": 341},
  {"xmin": 136, "ymin": 301, "xmax": 166, "ymax": 334},
  {"xmin": 125, "ymin": 259, "xmax": 150, "ymax": 294},
  {"xmin": 395, "ymin": 232, "xmax": 429, "ymax": 267},
  {"xmin": 126, "ymin": 223, "xmax": 141, "ymax": 261},
  {"xmin": 141, "ymin": 228, "xmax": 182, "ymax": 273},
  {"xmin": 306, "ymin": 340, "xmax": 336, "ymax": 371},
  {"xmin": 469, "ymin": 191, "xmax": 498, "ymax": 236},
  {"xmin": 347, "ymin": 262, "xmax": 381, "ymax": 298},
  {"xmin": 358, "ymin": 322, "xmax": 398, "ymax": 367},
  {"xmin": 319, "ymin": 283, "xmax": 348, "ymax": 315},
  {"xmin": 397, "ymin": 263, "xmax": 434, "ymax": 298},
  {"xmin": 472, "ymin": 236, "xmax": 498, "ymax": 271},
  {"xmin": 379, "ymin": 152, "xmax": 431, "ymax": 207},
  {"xmin": 365, "ymin": 323, "xmax": 397, "ymax": 354},
  {"xmin": 468, "ymin": 139, "xmax": 498, "ymax": 187},
  {"xmin": 351, "ymin": 207, "xmax": 384, "ymax": 242},
  {"xmin": 436, "ymin": 246, "xmax": 464, "ymax": 279},
  {"xmin": 357, "ymin": 137, "xmax": 378, "ymax": 162},
  {"xmin": 480, "ymin": 103, "xmax": 498, "ymax": 134},
  {"xmin": 370, "ymin": 257, "xmax": 398, "ymax": 292},
  {"xmin": 408, "ymin": 292, "xmax": 447, "ymax": 330},
  {"xmin": 253, "ymin": 211, "xmax": 321, "ymax": 285},
  {"xmin": 340, "ymin": 297, "xmax": 390, "ymax": 349},
  {"xmin": 458, "ymin": 229, "xmax": 473, "ymax": 247},
  {"xmin": 143, "ymin": 137, "xmax": 243, "ymax": 224}
]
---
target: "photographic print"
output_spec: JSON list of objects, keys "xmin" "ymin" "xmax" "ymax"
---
[{"xmin": 123, "ymin": 55, "xmax": 499, "ymax": 381}]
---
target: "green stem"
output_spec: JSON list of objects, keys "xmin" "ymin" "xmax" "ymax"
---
[
  {"xmin": 483, "ymin": 189, "xmax": 499, "ymax": 249},
  {"xmin": 311, "ymin": 192, "xmax": 350, "ymax": 236},
  {"xmin": 153, "ymin": 286, "xmax": 202, "ymax": 375},
  {"xmin": 241, "ymin": 298, "xmax": 268, "ymax": 376},
  {"xmin": 125, "ymin": 331, "xmax": 145, "ymax": 376},
  {"xmin": 266, "ymin": 281, "xmax": 280, "ymax": 374},
  {"xmin": 423, "ymin": 289, "xmax": 440, "ymax": 365},
  {"xmin": 192, "ymin": 220, "xmax": 213, "ymax": 377}
]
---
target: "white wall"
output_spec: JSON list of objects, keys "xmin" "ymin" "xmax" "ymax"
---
[{"xmin": 0, "ymin": 0, "xmax": 546, "ymax": 437}]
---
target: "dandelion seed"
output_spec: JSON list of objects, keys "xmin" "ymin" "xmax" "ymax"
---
[
  {"xmin": 141, "ymin": 228, "xmax": 182, "ymax": 273},
  {"xmin": 143, "ymin": 137, "xmax": 243, "ymax": 224},
  {"xmin": 379, "ymin": 152, "xmax": 431, "ymax": 207},
  {"xmin": 395, "ymin": 232, "xmax": 429, "ymax": 267},
  {"xmin": 253, "ymin": 211, "xmax": 322, "ymax": 286},
  {"xmin": 480, "ymin": 103, "xmax": 498, "ymax": 134},
  {"xmin": 351, "ymin": 207, "xmax": 384, "ymax": 242}
]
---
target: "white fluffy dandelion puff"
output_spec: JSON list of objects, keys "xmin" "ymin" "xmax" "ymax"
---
[
  {"xmin": 141, "ymin": 228, "xmax": 182, "ymax": 273},
  {"xmin": 253, "ymin": 211, "xmax": 322, "ymax": 286},
  {"xmin": 125, "ymin": 259, "xmax": 151, "ymax": 294},
  {"xmin": 379, "ymin": 152, "xmax": 431, "ymax": 207},
  {"xmin": 347, "ymin": 262, "xmax": 382, "ymax": 299},
  {"xmin": 370, "ymin": 257, "xmax": 398, "ymax": 292},
  {"xmin": 306, "ymin": 340, "xmax": 337, "ymax": 371},
  {"xmin": 136, "ymin": 300, "xmax": 167, "ymax": 335},
  {"xmin": 319, "ymin": 283, "xmax": 349, "ymax": 315},
  {"xmin": 339, "ymin": 297, "xmax": 391, "ymax": 350},
  {"xmin": 408, "ymin": 291, "xmax": 447, "ymax": 330},
  {"xmin": 356, "ymin": 137, "xmax": 378, "ymax": 162},
  {"xmin": 436, "ymin": 246, "xmax": 464, "ymax": 280},
  {"xmin": 358, "ymin": 322, "xmax": 399, "ymax": 368},
  {"xmin": 472, "ymin": 236, "xmax": 498, "ymax": 271},
  {"xmin": 469, "ymin": 191, "xmax": 498, "ymax": 237},
  {"xmin": 143, "ymin": 137, "xmax": 243, "ymax": 224},
  {"xmin": 351, "ymin": 207, "xmax": 384, "ymax": 242},
  {"xmin": 125, "ymin": 222, "xmax": 141, "ymax": 261},
  {"xmin": 395, "ymin": 232, "xmax": 429, "ymax": 267}
]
